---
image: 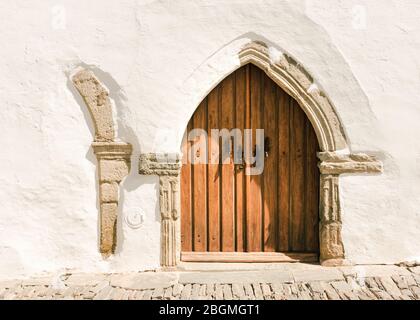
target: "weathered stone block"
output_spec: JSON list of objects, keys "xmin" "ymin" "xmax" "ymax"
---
[
  {"xmin": 99, "ymin": 159, "xmax": 130, "ymax": 183},
  {"xmin": 320, "ymin": 222, "xmax": 345, "ymax": 262},
  {"xmin": 100, "ymin": 203, "xmax": 118, "ymax": 254},
  {"xmin": 72, "ymin": 69, "xmax": 115, "ymax": 142},
  {"xmin": 318, "ymin": 152, "xmax": 383, "ymax": 175},
  {"xmin": 100, "ymin": 182, "xmax": 119, "ymax": 203}
]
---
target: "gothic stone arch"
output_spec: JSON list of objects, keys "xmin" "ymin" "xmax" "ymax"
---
[{"xmin": 139, "ymin": 41, "xmax": 383, "ymax": 268}]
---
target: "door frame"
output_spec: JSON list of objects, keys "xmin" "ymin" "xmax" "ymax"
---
[{"xmin": 138, "ymin": 41, "xmax": 383, "ymax": 268}]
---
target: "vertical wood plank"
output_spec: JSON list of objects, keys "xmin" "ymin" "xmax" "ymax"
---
[
  {"xmin": 278, "ymin": 88, "xmax": 290, "ymax": 252},
  {"xmin": 247, "ymin": 65, "xmax": 263, "ymax": 252},
  {"xmin": 220, "ymin": 74, "xmax": 235, "ymax": 252},
  {"xmin": 192, "ymin": 100, "xmax": 208, "ymax": 251},
  {"xmin": 305, "ymin": 121, "xmax": 320, "ymax": 252},
  {"xmin": 181, "ymin": 122, "xmax": 192, "ymax": 251},
  {"xmin": 244, "ymin": 65, "xmax": 252, "ymax": 252},
  {"xmin": 207, "ymin": 87, "xmax": 221, "ymax": 251},
  {"xmin": 234, "ymin": 66, "xmax": 246, "ymax": 252},
  {"xmin": 290, "ymin": 100, "xmax": 306, "ymax": 252},
  {"xmin": 262, "ymin": 77, "xmax": 278, "ymax": 252}
]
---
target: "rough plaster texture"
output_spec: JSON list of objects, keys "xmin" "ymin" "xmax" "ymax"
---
[{"xmin": 0, "ymin": 0, "xmax": 420, "ymax": 278}]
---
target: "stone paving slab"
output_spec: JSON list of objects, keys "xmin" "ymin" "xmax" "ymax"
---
[
  {"xmin": 178, "ymin": 270, "xmax": 293, "ymax": 285},
  {"xmin": 339, "ymin": 265, "xmax": 412, "ymax": 278},
  {"xmin": 110, "ymin": 272, "xmax": 179, "ymax": 290},
  {"xmin": 292, "ymin": 268, "xmax": 344, "ymax": 283},
  {"xmin": 65, "ymin": 273, "xmax": 110, "ymax": 286},
  {"xmin": 410, "ymin": 266, "xmax": 420, "ymax": 275},
  {"xmin": 1, "ymin": 264, "xmax": 419, "ymax": 300}
]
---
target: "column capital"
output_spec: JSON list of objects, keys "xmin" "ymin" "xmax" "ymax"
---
[
  {"xmin": 138, "ymin": 153, "xmax": 181, "ymax": 176},
  {"xmin": 318, "ymin": 152, "xmax": 382, "ymax": 175}
]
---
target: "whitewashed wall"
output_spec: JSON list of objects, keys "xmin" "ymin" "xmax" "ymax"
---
[{"xmin": 0, "ymin": 0, "xmax": 419, "ymax": 279}]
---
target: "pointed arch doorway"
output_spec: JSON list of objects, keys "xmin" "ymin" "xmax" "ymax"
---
[{"xmin": 180, "ymin": 64, "xmax": 320, "ymax": 263}]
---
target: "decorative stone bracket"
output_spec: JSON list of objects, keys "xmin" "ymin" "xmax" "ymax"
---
[
  {"xmin": 72, "ymin": 68, "xmax": 132, "ymax": 257},
  {"xmin": 139, "ymin": 153, "xmax": 181, "ymax": 268},
  {"xmin": 318, "ymin": 152, "xmax": 383, "ymax": 266}
]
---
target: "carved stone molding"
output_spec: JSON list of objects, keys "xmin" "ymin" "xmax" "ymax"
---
[
  {"xmin": 317, "ymin": 152, "xmax": 382, "ymax": 266},
  {"xmin": 72, "ymin": 68, "xmax": 132, "ymax": 257},
  {"xmin": 319, "ymin": 174, "xmax": 345, "ymax": 265},
  {"xmin": 139, "ymin": 153, "xmax": 181, "ymax": 176},
  {"xmin": 318, "ymin": 152, "xmax": 383, "ymax": 175},
  {"xmin": 239, "ymin": 41, "xmax": 347, "ymax": 152},
  {"xmin": 139, "ymin": 153, "xmax": 181, "ymax": 268}
]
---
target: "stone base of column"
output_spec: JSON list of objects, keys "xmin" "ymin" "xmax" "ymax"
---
[
  {"xmin": 321, "ymin": 258, "xmax": 351, "ymax": 267},
  {"xmin": 161, "ymin": 219, "xmax": 177, "ymax": 267}
]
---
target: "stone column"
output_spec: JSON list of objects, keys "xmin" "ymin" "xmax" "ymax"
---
[
  {"xmin": 318, "ymin": 152, "xmax": 383, "ymax": 266},
  {"xmin": 93, "ymin": 142, "xmax": 132, "ymax": 257},
  {"xmin": 319, "ymin": 174, "xmax": 345, "ymax": 266},
  {"xmin": 159, "ymin": 175, "xmax": 180, "ymax": 267},
  {"xmin": 139, "ymin": 153, "xmax": 181, "ymax": 268}
]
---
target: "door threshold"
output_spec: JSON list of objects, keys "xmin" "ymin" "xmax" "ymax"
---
[{"xmin": 181, "ymin": 252, "xmax": 319, "ymax": 263}]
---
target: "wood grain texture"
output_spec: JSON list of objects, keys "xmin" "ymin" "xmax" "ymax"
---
[
  {"xmin": 234, "ymin": 67, "xmax": 246, "ymax": 252},
  {"xmin": 207, "ymin": 88, "xmax": 220, "ymax": 252},
  {"xmin": 305, "ymin": 120, "xmax": 320, "ymax": 252},
  {"xmin": 290, "ymin": 100, "xmax": 306, "ymax": 252},
  {"xmin": 278, "ymin": 88, "xmax": 290, "ymax": 252},
  {"xmin": 220, "ymin": 74, "xmax": 235, "ymax": 252},
  {"xmin": 180, "ymin": 122, "xmax": 192, "ymax": 252},
  {"xmin": 247, "ymin": 65, "xmax": 263, "ymax": 252},
  {"xmin": 180, "ymin": 64, "xmax": 320, "ymax": 259},
  {"xmin": 192, "ymin": 100, "xmax": 207, "ymax": 251},
  {"xmin": 262, "ymin": 74, "xmax": 278, "ymax": 252}
]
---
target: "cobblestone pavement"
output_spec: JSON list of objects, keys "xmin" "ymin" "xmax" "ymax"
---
[{"xmin": 1, "ymin": 264, "xmax": 419, "ymax": 300}]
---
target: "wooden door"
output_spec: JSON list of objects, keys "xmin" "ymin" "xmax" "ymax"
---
[{"xmin": 180, "ymin": 64, "xmax": 320, "ymax": 263}]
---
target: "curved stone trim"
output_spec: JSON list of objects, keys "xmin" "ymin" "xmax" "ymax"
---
[
  {"xmin": 139, "ymin": 153, "xmax": 181, "ymax": 268},
  {"xmin": 72, "ymin": 69, "xmax": 132, "ymax": 257},
  {"xmin": 239, "ymin": 41, "xmax": 347, "ymax": 152},
  {"xmin": 72, "ymin": 69, "xmax": 115, "ymax": 142}
]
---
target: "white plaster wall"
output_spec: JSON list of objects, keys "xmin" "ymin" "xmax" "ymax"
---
[{"xmin": 0, "ymin": 0, "xmax": 419, "ymax": 278}]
